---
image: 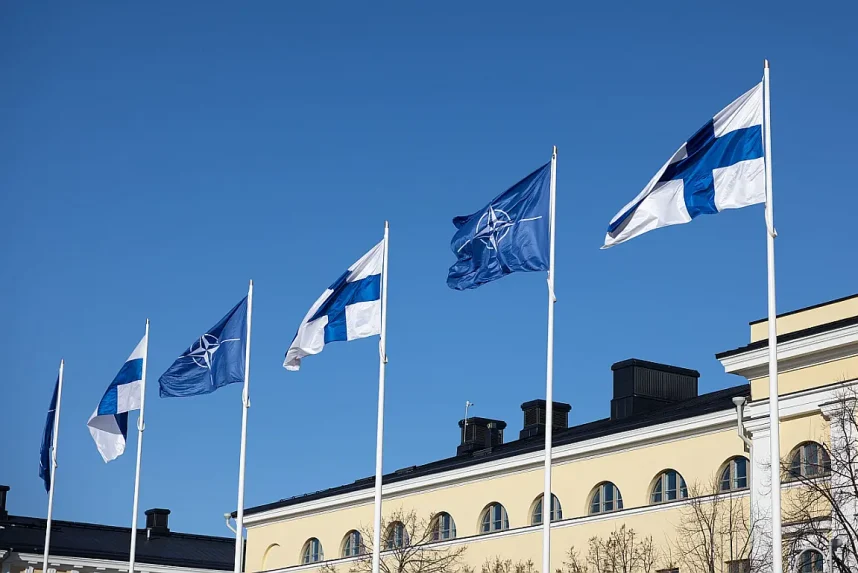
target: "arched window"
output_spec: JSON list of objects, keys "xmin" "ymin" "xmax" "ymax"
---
[
  {"xmin": 385, "ymin": 521, "xmax": 408, "ymax": 549},
  {"xmin": 589, "ymin": 482, "xmax": 623, "ymax": 514},
  {"xmin": 531, "ymin": 494, "xmax": 562, "ymax": 525},
  {"xmin": 431, "ymin": 512, "xmax": 456, "ymax": 541},
  {"xmin": 342, "ymin": 530, "xmax": 363, "ymax": 557},
  {"xmin": 719, "ymin": 457, "xmax": 749, "ymax": 491},
  {"xmin": 300, "ymin": 538, "xmax": 324, "ymax": 564},
  {"xmin": 788, "ymin": 442, "xmax": 831, "ymax": 480},
  {"xmin": 650, "ymin": 470, "xmax": 688, "ymax": 504},
  {"xmin": 479, "ymin": 503, "xmax": 509, "ymax": 533},
  {"xmin": 797, "ymin": 550, "xmax": 824, "ymax": 573}
]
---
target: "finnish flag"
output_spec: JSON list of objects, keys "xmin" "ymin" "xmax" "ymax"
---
[
  {"xmin": 604, "ymin": 83, "xmax": 764, "ymax": 247},
  {"xmin": 284, "ymin": 240, "xmax": 383, "ymax": 371},
  {"xmin": 88, "ymin": 335, "xmax": 146, "ymax": 462}
]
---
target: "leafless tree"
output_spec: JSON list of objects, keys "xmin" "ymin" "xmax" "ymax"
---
[
  {"xmin": 673, "ymin": 479, "xmax": 767, "ymax": 573},
  {"xmin": 477, "ymin": 557, "xmax": 537, "ymax": 573},
  {"xmin": 322, "ymin": 509, "xmax": 468, "ymax": 573},
  {"xmin": 781, "ymin": 385, "xmax": 858, "ymax": 573},
  {"xmin": 557, "ymin": 526, "xmax": 657, "ymax": 573}
]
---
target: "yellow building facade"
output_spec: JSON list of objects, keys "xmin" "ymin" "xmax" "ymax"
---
[{"xmin": 241, "ymin": 294, "xmax": 858, "ymax": 573}]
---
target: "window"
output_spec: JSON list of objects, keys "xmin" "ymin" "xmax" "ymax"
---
[
  {"xmin": 431, "ymin": 512, "xmax": 457, "ymax": 541},
  {"xmin": 726, "ymin": 560, "xmax": 749, "ymax": 573},
  {"xmin": 479, "ymin": 503, "xmax": 509, "ymax": 533},
  {"xmin": 531, "ymin": 494, "xmax": 562, "ymax": 525},
  {"xmin": 656, "ymin": 569, "xmax": 679, "ymax": 573},
  {"xmin": 719, "ymin": 457, "xmax": 749, "ymax": 491},
  {"xmin": 651, "ymin": 470, "xmax": 688, "ymax": 504},
  {"xmin": 788, "ymin": 442, "xmax": 831, "ymax": 480},
  {"xmin": 342, "ymin": 530, "xmax": 363, "ymax": 557},
  {"xmin": 798, "ymin": 550, "xmax": 824, "ymax": 573},
  {"xmin": 301, "ymin": 538, "xmax": 324, "ymax": 564},
  {"xmin": 589, "ymin": 482, "xmax": 623, "ymax": 515},
  {"xmin": 385, "ymin": 521, "xmax": 408, "ymax": 549}
]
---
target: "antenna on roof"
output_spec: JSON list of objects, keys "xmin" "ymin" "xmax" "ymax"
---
[{"xmin": 463, "ymin": 401, "xmax": 474, "ymax": 438}]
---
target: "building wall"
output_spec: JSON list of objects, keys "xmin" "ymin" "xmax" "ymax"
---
[
  {"xmin": 244, "ymin": 293, "xmax": 858, "ymax": 573},
  {"xmin": 749, "ymin": 295, "xmax": 858, "ymax": 342},
  {"xmin": 750, "ymin": 355, "xmax": 858, "ymax": 401},
  {"xmin": 245, "ymin": 425, "xmax": 762, "ymax": 572}
]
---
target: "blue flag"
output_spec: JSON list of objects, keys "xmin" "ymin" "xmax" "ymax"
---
[
  {"xmin": 39, "ymin": 377, "xmax": 59, "ymax": 492},
  {"xmin": 159, "ymin": 296, "xmax": 248, "ymax": 398},
  {"xmin": 447, "ymin": 162, "xmax": 551, "ymax": 290}
]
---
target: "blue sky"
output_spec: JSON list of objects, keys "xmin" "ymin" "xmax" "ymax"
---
[{"xmin": 2, "ymin": 1, "xmax": 856, "ymax": 537}]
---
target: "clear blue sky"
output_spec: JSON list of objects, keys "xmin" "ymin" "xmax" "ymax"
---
[{"xmin": 2, "ymin": 1, "xmax": 856, "ymax": 537}]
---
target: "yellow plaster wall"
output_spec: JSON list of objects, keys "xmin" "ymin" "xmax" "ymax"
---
[
  {"xmin": 246, "ymin": 427, "xmax": 749, "ymax": 572},
  {"xmin": 749, "ymin": 355, "xmax": 858, "ymax": 401},
  {"xmin": 749, "ymin": 295, "xmax": 858, "ymax": 343}
]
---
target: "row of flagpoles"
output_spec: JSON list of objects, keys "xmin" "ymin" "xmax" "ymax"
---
[{"xmin": 38, "ymin": 61, "xmax": 783, "ymax": 573}]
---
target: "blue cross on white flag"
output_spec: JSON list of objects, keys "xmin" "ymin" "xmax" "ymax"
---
[
  {"xmin": 447, "ymin": 162, "xmax": 551, "ymax": 290},
  {"xmin": 159, "ymin": 296, "xmax": 248, "ymax": 398},
  {"xmin": 88, "ymin": 335, "xmax": 146, "ymax": 462},
  {"xmin": 284, "ymin": 240, "xmax": 383, "ymax": 371},
  {"xmin": 604, "ymin": 83, "xmax": 764, "ymax": 247}
]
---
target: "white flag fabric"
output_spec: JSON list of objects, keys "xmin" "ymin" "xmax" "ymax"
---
[
  {"xmin": 88, "ymin": 335, "xmax": 146, "ymax": 462},
  {"xmin": 604, "ymin": 82, "xmax": 764, "ymax": 248},
  {"xmin": 284, "ymin": 241, "xmax": 384, "ymax": 371}
]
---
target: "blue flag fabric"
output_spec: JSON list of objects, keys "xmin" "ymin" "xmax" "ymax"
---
[
  {"xmin": 39, "ymin": 377, "xmax": 59, "ymax": 492},
  {"xmin": 159, "ymin": 296, "xmax": 248, "ymax": 398},
  {"xmin": 447, "ymin": 162, "xmax": 551, "ymax": 290}
]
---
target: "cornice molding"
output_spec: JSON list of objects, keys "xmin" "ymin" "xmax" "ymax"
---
[
  {"xmin": 13, "ymin": 552, "xmax": 227, "ymax": 573},
  {"xmin": 244, "ymin": 408, "xmax": 740, "ymax": 527},
  {"xmin": 718, "ymin": 323, "xmax": 858, "ymax": 380}
]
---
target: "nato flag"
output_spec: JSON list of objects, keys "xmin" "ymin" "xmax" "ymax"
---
[
  {"xmin": 39, "ymin": 377, "xmax": 59, "ymax": 492},
  {"xmin": 447, "ymin": 162, "xmax": 551, "ymax": 290},
  {"xmin": 159, "ymin": 296, "xmax": 248, "ymax": 398}
]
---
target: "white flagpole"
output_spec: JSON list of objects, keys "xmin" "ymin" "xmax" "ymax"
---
[
  {"xmin": 542, "ymin": 146, "xmax": 558, "ymax": 573},
  {"xmin": 234, "ymin": 280, "xmax": 253, "ymax": 573},
  {"xmin": 42, "ymin": 359, "xmax": 64, "ymax": 573},
  {"xmin": 129, "ymin": 320, "xmax": 150, "ymax": 573},
  {"xmin": 763, "ymin": 59, "xmax": 783, "ymax": 573},
  {"xmin": 371, "ymin": 222, "xmax": 390, "ymax": 573}
]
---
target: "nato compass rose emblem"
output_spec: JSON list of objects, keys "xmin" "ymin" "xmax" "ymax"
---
[
  {"xmin": 185, "ymin": 333, "xmax": 239, "ymax": 380},
  {"xmin": 458, "ymin": 205, "xmax": 542, "ymax": 252}
]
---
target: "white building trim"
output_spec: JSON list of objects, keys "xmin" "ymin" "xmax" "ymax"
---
[
  {"xmin": 244, "ymin": 407, "xmax": 742, "ymax": 526},
  {"xmin": 719, "ymin": 323, "xmax": 858, "ymax": 380},
  {"xmin": 12, "ymin": 553, "xmax": 228, "ymax": 573}
]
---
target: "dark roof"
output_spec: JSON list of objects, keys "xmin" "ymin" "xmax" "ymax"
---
[
  {"xmin": 241, "ymin": 383, "xmax": 750, "ymax": 517},
  {"xmin": 0, "ymin": 515, "xmax": 234, "ymax": 570},
  {"xmin": 716, "ymin": 315, "xmax": 858, "ymax": 360},
  {"xmin": 748, "ymin": 292, "xmax": 858, "ymax": 325}
]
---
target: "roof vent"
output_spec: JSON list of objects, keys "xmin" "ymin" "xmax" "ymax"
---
[
  {"xmin": 145, "ymin": 508, "xmax": 170, "ymax": 536},
  {"xmin": 0, "ymin": 485, "xmax": 9, "ymax": 520},
  {"xmin": 610, "ymin": 359, "xmax": 699, "ymax": 420},
  {"xmin": 457, "ymin": 417, "xmax": 506, "ymax": 456},
  {"xmin": 519, "ymin": 400, "xmax": 571, "ymax": 439}
]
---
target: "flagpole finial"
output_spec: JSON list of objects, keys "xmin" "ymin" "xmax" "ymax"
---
[
  {"xmin": 553, "ymin": 145, "xmax": 557, "ymax": 156},
  {"xmin": 764, "ymin": 59, "xmax": 769, "ymax": 69},
  {"xmin": 384, "ymin": 220, "xmax": 389, "ymax": 229}
]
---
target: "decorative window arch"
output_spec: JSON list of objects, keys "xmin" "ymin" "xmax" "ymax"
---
[
  {"xmin": 385, "ymin": 521, "xmax": 408, "ymax": 549},
  {"xmin": 262, "ymin": 543, "xmax": 282, "ymax": 570},
  {"xmin": 797, "ymin": 549, "xmax": 824, "ymax": 573},
  {"xmin": 650, "ymin": 469, "xmax": 688, "ymax": 504},
  {"xmin": 787, "ymin": 442, "xmax": 831, "ymax": 480},
  {"xmin": 300, "ymin": 538, "xmax": 324, "ymax": 564},
  {"xmin": 531, "ymin": 494, "xmax": 562, "ymax": 525},
  {"xmin": 341, "ymin": 530, "xmax": 363, "ymax": 557},
  {"xmin": 430, "ymin": 512, "xmax": 456, "ymax": 541},
  {"xmin": 589, "ymin": 482, "xmax": 623, "ymax": 514},
  {"xmin": 719, "ymin": 456, "xmax": 750, "ymax": 491},
  {"xmin": 479, "ymin": 502, "xmax": 509, "ymax": 533}
]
